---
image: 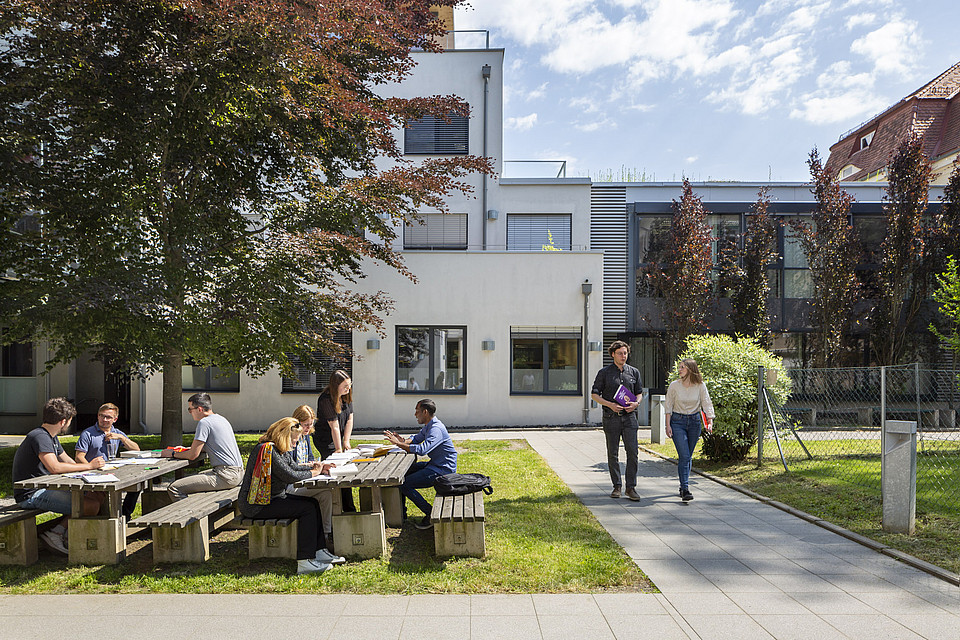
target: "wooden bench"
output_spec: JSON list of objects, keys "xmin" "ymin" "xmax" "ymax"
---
[
  {"xmin": 430, "ymin": 493, "xmax": 485, "ymax": 558},
  {"xmin": 0, "ymin": 507, "xmax": 45, "ymax": 565},
  {"xmin": 129, "ymin": 487, "xmax": 239, "ymax": 563},
  {"xmin": 236, "ymin": 517, "xmax": 297, "ymax": 560}
]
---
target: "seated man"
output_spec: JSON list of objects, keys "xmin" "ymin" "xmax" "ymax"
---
[
  {"xmin": 163, "ymin": 392, "xmax": 244, "ymax": 501},
  {"xmin": 75, "ymin": 402, "xmax": 141, "ymax": 520},
  {"xmin": 12, "ymin": 397, "xmax": 105, "ymax": 555},
  {"xmin": 384, "ymin": 399, "xmax": 457, "ymax": 530}
]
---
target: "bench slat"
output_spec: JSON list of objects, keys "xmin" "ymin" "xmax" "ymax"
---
[
  {"xmin": 130, "ymin": 487, "xmax": 239, "ymax": 528},
  {"xmin": 0, "ymin": 507, "xmax": 44, "ymax": 527}
]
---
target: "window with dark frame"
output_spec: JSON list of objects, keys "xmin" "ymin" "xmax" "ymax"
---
[
  {"xmin": 181, "ymin": 364, "xmax": 240, "ymax": 392},
  {"xmin": 510, "ymin": 327, "xmax": 581, "ymax": 395},
  {"xmin": 281, "ymin": 330, "xmax": 354, "ymax": 393},
  {"xmin": 404, "ymin": 114, "xmax": 469, "ymax": 155},
  {"xmin": 396, "ymin": 326, "xmax": 466, "ymax": 393}
]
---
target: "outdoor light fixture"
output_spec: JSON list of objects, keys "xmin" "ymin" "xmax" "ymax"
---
[
  {"xmin": 366, "ymin": 339, "xmax": 381, "ymax": 350},
  {"xmin": 589, "ymin": 341, "xmax": 602, "ymax": 351},
  {"xmin": 481, "ymin": 340, "xmax": 496, "ymax": 351},
  {"xmin": 581, "ymin": 281, "xmax": 593, "ymax": 295},
  {"xmin": 486, "ymin": 209, "xmax": 499, "ymax": 220}
]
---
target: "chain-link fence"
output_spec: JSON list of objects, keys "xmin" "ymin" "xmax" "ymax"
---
[{"xmin": 759, "ymin": 364, "xmax": 960, "ymax": 516}]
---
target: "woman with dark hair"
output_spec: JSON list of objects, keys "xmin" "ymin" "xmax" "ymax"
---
[
  {"xmin": 238, "ymin": 417, "xmax": 344, "ymax": 574},
  {"xmin": 315, "ymin": 370, "xmax": 356, "ymax": 512},
  {"xmin": 665, "ymin": 358, "xmax": 715, "ymax": 502}
]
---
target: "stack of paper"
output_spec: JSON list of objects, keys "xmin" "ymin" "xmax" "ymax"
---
[{"xmin": 329, "ymin": 463, "xmax": 358, "ymax": 476}]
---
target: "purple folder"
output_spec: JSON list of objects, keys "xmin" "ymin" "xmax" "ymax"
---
[{"xmin": 613, "ymin": 384, "xmax": 637, "ymax": 407}]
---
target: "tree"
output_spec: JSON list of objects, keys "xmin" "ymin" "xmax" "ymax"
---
[
  {"xmin": 643, "ymin": 178, "xmax": 714, "ymax": 359},
  {"xmin": 0, "ymin": 0, "xmax": 491, "ymax": 444},
  {"xmin": 930, "ymin": 257, "xmax": 960, "ymax": 358},
  {"xmin": 790, "ymin": 149, "xmax": 862, "ymax": 367},
  {"xmin": 719, "ymin": 188, "xmax": 779, "ymax": 345}
]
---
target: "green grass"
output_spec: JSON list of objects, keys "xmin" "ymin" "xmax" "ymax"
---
[
  {"xmin": 644, "ymin": 437, "xmax": 960, "ymax": 576},
  {"xmin": 1, "ymin": 437, "xmax": 652, "ymax": 594}
]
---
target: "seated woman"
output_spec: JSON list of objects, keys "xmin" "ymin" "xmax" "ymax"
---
[
  {"xmin": 238, "ymin": 416, "xmax": 344, "ymax": 574},
  {"xmin": 286, "ymin": 404, "xmax": 336, "ymax": 549}
]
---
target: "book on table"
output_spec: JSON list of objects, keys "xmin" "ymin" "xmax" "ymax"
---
[{"xmin": 613, "ymin": 384, "xmax": 637, "ymax": 407}]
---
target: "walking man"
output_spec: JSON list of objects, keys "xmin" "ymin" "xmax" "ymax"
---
[{"xmin": 591, "ymin": 340, "xmax": 644, "ymax": 501}]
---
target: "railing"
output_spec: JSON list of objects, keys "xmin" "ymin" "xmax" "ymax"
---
[
  {"xmin": 421, "ymin": 30, "xmax": 491, "ymax": 51},
  {"xmin": 502, "ymin": 160, "xmax": 568, "ymax": 179}
]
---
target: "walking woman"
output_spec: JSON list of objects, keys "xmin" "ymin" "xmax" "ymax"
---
[
  {"xmin": 315, "ymin": 370, "xmax": 356, "ymax": 512},
  {"xmin": 665, "ymin": 358, "xmax": 715, "ymax": 502},
  {"xmin": 239, "ymin": 417, "xmax": 344, "ymax": 574}
]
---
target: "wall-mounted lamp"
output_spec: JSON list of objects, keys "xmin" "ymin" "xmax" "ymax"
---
[
  {"xmin": 366, "ymin": 339, "xmax": 381, "ymax": 350},
  {"xmin": 581, "ymin": 281, "xmax": 593, "ymax": 295},
  {"xmin": 486, "ymin": 209, "xmax": 499, "ymax": 220},
  {"xmin": 588, "ymin": 341, "xmax": 602, "ymax": 352},
  {"xmin": 481, "ymin": 64, "xmax": 491, "ymax": 79},
  {"xmin": 481, "ymin": 340, "xmax": 496, "ymax": 351}
]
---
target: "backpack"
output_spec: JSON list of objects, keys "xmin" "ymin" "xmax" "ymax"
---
[{"xmin": 433, "ymin": 473, "xmax": 494, "ymax": 496}]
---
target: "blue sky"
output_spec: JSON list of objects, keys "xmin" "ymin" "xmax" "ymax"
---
[{"xmin": 455, "ymin": 0, "xmax": 960, "ymax": 182}]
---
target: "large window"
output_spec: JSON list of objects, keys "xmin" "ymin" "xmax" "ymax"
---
[
  {"xmin": 782, "ymin": 216, "xmax": 812, "ymax": 298},
  {"xmin": 1, "ymin": 339, "xmax": 36, "ymax": 414},
  {"xmin": 511, "ymin": 327, "xmax": 581, "ymax": 395},
  {"xmin": 397, "ymin": 326, "xmax": 465, "ymax": 393},
  {"xmin": 507, "ymin": 214, "xmax": 572, "ymax": 250},
  {"xmin": 1, "ymin": 340, "xmax": 33, "ymax": 377},
  {"xmin": 182, "ymin": 365, "xmax": 240, "ymax": 392},
  {"xmin": 403, "ymin": 213, "xmax": 467, "ymax": 250},
  {"xmin": 404, "ymin": 114, "xmax": 469, "ymax": 154},
  {"xmin": 281, "ymin": 330, "xmax": 354, "ymax": 393}
]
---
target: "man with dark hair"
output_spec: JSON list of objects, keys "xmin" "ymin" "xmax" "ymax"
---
[
  {"xmin": 383, "ymin": 399, "xmax": 457, "ymax": 530},
  {"xmin": 76, "ymin": 402, "xmax": 141, "ymax": 519},
  {"xmin": 13, "ymin": 397, "xmax": 106, "ymax": 554},
  {"xmin": 163, "ymin": 392, "xmax": 243, "ymax": 501},
  {"xmin": 591, "ymin": 340, "xmax": 645, "ymax": 501}
]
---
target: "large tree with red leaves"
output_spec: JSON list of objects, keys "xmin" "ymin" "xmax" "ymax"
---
[{"xmin": 0, "ymin": 0, "xmax": 490, "ymax": 442}]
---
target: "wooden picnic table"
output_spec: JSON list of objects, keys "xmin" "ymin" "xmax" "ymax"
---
[
  {"xmin": 14, "ymin": 455, "xmax": 190, "ymax": 564},
  {"xmin": 293, "ymin": 451, "xmax": 413, "ymax": 558}
]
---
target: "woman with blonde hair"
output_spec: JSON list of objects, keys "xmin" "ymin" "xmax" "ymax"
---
[
  {"xmin": 238, "ymin": 417, "xmax": 343, "ymax": 573},
  {"xmin": 665, "ymin": 358, "xmax": 715, "ymax": 502},
  {"xmin": 315, "ymin": 370, "xmax": 356, "ymax": 512},
  {"xmin": 288, "ymin": 404, "xmax": 337, "ymax": 550}
]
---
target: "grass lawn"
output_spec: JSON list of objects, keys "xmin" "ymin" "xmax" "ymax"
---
[
  {"xmin": 644, "ymin": 437, "xmax": 960, "ymax": 576},
  {"xmin": 0, "ymin": 436, "xmax": 653, "ymax": 594}
]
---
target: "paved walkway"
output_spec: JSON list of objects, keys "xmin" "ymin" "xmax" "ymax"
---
[{"xmin": 1, "ymin": 429, "xmax": 957, "ymax": 639}]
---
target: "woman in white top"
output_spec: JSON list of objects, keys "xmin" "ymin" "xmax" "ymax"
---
[{"xmin": 665, "ymin": 358, "xmax": 715, "ymax": 502}]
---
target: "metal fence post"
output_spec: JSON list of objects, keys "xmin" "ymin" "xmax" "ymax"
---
[
  {"xmin": 882, "ymin": 420, "xmax": 917, "ymax": 534},
  {"xmin": 880, "ymin": 365, "xmax": 886, "ymax": 457},
  {"xmin": 757, "ymin": 365, "xmax": 764, "ymax": 466}
]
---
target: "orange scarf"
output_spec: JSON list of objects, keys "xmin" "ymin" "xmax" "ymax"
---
[{"xmin": 248, "ymin": 442, "xmax": 273, "ymax": 505}]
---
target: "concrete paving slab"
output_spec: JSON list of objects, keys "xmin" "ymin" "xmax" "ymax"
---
[{"xmin": 820, "ymin": 613, "xmax": 925, "ymax": 640}]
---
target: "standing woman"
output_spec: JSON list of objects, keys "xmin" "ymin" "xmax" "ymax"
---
[
  {"xmin": 238, "ymin": 417, "xmax": 343, "ymax": 573},
  {"xmin": 315, "ymin": 370, "xmax": 356, "ymax": 512},
  {"xmin": 665, "ymin": 358, "xmax": 715, "ymax": 502}
]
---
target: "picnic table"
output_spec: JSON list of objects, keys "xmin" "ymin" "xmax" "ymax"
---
[
  {"xmin": 292, "ymin": 451, "xmax": 413, "ymax": 558},
  {"xmin": 14, "ymin": 454, "xmax": 189, "ymax": 564}
]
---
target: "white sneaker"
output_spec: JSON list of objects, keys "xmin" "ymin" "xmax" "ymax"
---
[
  {"xmin": 297, "ymin": 558, "xmax": 331, "ymax": 574},
  {"xmin": 40, "ymin": 530, "xmax": 68, "ymax": 555},
  {"xmin": 315, "ymin": 548, "xmax": 346, "ymax": 565}
]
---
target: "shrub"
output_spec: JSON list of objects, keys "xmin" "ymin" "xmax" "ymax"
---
[{"xmin": 671, "ymin": 334, "xmax": 791, "ymax": 462}]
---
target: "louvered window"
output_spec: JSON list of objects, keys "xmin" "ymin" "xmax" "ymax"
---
[
  {"xmin": 281, "ymin": 330, "xmax": 354, "ymax": 392},
  {"xmin": 404, "ymin": 114, "xmax": 469, "ymax": 154},
  {"xmin": 404, "ymin": 213, "xmax": 467, "ymax": 250},
  {"xmin": 507, "ymin": 214, "xmax": 572, "ymax": 250}
]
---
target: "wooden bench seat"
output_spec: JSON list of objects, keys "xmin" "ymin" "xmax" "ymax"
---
[
  {"xmin": 430, "ymin": 493, "xmax": 485, "ymax": 558},
  {"xmin": 235, "ymin": 517, "xmax": 298, "ymax": 560},
  {"xmin": 0, "ymin": 507, "xmax": 45, "ymax": 565},
  {"xmin": 129, "ymin": 487, "xmax": 239, "ymax": 563}
]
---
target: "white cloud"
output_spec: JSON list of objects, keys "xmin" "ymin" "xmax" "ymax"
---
[
  {"xmin": 505, "ymin": 113, "xmax": 539, "ymax": 131},
  {"xmin": 789, "ymin": 61, "xmax": 885, "ymax": 123},
  {"xmin": 524, "ymin": 82, "xmax": 549, "ymax": 101},
  {"xmin": 574, "ymin": 117, "xmax": 616, "ymax": 133},
  {"xmin": 851, "ymin": 19, "xmax": 922, "ymax": 74},
  {"xmin": 845, "ymin": 13, "xmax": 876, "ymax": 30},
  {"xmin": 686, "ymin": 156, "xmax": 699, "ymax": 164}
]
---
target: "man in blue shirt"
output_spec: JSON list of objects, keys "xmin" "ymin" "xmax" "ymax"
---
[
  {"xmin": 384, "ymin": 399, "xmax": 457, "ymax": 530},
  {"xmin": 75, "ymin": 402, "xmax": 142, "ymax": 519}
]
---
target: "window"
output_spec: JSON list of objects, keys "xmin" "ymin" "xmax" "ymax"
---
[
  {"xmin": 1, "ymin": 340, "xmax": 33, "ymax": 377},
  {"xmin": 859, "ymin": 131, "xmax": 875, "ymax": 151},
  {"xmin": 281, "ymin": 330, "xmax": 354, "ymax": 392},
  {"xmin": 397, "ymin": 326, "xmax": 465, "ymax": 393},
  {"xmin": 404, "ymin": 114, "xmax": 468, "ymax": 154},
  {"xmin": 403, "ymin": 213, "xmax": 467, "ymax": 250},
  {"xmin": 839, "ymin": 164, "xmax": 860, "ymax": 179},
  {"xmin": 511, "ymin": 327, "xmax": 581, "ymax": 395},
  {"xmin": 782, "ymin": 217, "xmax": 812, "ymax": 298},
  {"xmin": 0, "ymin": 340, "xmax": 36, "ymax": 414},
  {"xmin": 507, "ymin": 214, "xmax": 572, "ymax": 250},
  {"xmin": 182, "ymin": 365, "xmax": 240, "ymax": 392}
]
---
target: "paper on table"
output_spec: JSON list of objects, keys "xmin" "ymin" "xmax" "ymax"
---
[
  {"xmin": 330, "ymin": 464, "xmax": 358, "ymax": 475},
  {"xmin": 81, "ymin": 473, "xmax": 119, "ymax": 483}
]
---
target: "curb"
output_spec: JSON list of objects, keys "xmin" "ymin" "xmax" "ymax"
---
[{"xmin": 639, "ymin": 444, "xmax": 960, "ymax": 587}]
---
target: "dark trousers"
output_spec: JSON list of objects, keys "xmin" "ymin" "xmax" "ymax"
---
[
  {"xmin": 603, "ymin": 413, "xmax": 639, "ymax": 489},
  {"xmin": 245, "ymin": 495, "xmax": 327, "ymax": 560},
  {"xmin": 400, "ymin": 460, "xmax": 443, "ymax": 518}
]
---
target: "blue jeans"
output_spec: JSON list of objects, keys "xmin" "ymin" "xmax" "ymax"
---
[
  {"xmin": 400, "ymin": 461, "xmax": 443, "ymax": 518},
  {"xmin": 19, "ymin": 488, "xmax": 72, "ymax": 514},
  {"xmin": 670, "ymin": 413, "xmax": 702, "ymax": 491}
]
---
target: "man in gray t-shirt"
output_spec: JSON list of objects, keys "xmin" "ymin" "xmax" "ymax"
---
[{"xmin": 165, "ymin": 392, "xmax": 243, "ymax": 501}]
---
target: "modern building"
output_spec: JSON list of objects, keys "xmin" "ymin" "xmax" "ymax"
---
[{"xmin": 825, "ymin": 60, "xmax": 960, "ymax": 185}]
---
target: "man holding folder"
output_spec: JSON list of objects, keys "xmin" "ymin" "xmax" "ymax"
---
[{"xmin": 591, "ymin": 340, "xmax": 644, "ymax": 501}]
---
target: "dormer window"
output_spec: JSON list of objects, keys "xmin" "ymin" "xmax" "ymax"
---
[
  {"xmin": 839, "ymin": 164, "xmax": 859, "ymax": 179},
  {"xmin": 859, "ymin": 130, "xmax": 875, "ymax": 151}
]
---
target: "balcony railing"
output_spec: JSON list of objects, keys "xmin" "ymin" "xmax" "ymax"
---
[{"xmin": 502, "ymin": 160, "xmax": 568, "ymax": 179}]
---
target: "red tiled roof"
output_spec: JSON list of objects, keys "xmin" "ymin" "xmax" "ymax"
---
[{"xmin": 912, "ymin": 60, "xmax": 960, "ymax": 100}]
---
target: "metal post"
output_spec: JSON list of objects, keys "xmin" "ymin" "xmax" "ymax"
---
[
  {"xmin": 757, "ymin": 365, "xmax": 764, "ymax": 466},
  {"xmin": 880, "ymin": 365, "xmax": 886, "ymax": 458},
  {"xmin": 582, "ymin": 281, "xmax": 592, "ymax": 425}
]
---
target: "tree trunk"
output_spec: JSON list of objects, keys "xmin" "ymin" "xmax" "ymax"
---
[{"xmin": 161, "ymin": 348, "xmax": 184, "ymax": 447}]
